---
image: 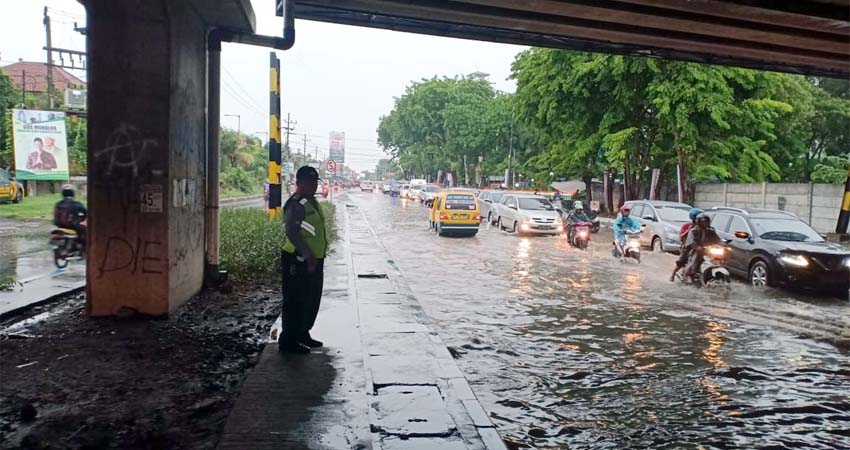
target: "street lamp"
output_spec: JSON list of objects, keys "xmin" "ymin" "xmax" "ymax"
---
[{"xmin": 224, "ymin": 114, "xmax": 241, "ymax": 135}]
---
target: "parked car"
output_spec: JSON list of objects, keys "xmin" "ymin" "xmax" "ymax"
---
[
  {"xmin": 360, "ymin": 181, "xmax": 373, "ymax": 192},
  {"xmin": 0, "ymin": 169, "xmax": 24, "ymax": 203},
  {"xmin": 478, "ymin": 190, "xmax": 506, "ymax": 225},
  {"xmin": 388, "ymin": 180, "xmax": 401, "ymax": 197},
  {"xmin": 704, "ymin": 207, "xmax": 850, "ymax": 299},
  {"xmin": 625, "ymin": 200, "xmax": 692, "ymax": 253},
  {"xmin": 495, "ymin": 193, "xmax": 563, "ymax": 235},
  {"xmin": 409, "ymin": 179, "xmax": 427, "ymax": 201},
  {"xmin": 428, "ymin": 191, "xmax": 481, "ymax": 237},
  {"xmin": 418, "ymin": 184, "xmax": 442, "ymax": 206},
  {"xmin": 382, "ymin": 180, "xmax": 393, "ymax": 194}
]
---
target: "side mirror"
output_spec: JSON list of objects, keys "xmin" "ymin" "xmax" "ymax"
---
[
  {"xmin": 641, "ymin": 223, "xmax": 647, "ymax": 228},
  {"xmin": 734, "ymin": 231, "xmax": 750, "ymax": 240},
  {"xmin": 509, "ymin": 205, "xmax": 517, "ymax": 210},
  {"xmin": 642, "ymin": 215, "xmax": 656, "ymax": 222}
]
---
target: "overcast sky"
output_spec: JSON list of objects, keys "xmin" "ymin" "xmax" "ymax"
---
[{"xmin": 0, "ymin": 0, "xmax": 524, "ymax": 172}]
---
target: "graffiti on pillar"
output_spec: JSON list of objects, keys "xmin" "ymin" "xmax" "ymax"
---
[
  {"xmin": 97, "ymin": 236, "xmax": 164, "ymax": 279},
  {"xmin": 95, "ymin": 123, "xmax": 157, "ymax": 177}
]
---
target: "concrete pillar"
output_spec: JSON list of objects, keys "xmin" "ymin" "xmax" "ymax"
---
[{"xmin": 86, "ymin": 0, "xmax": 207, "ymax": 316}]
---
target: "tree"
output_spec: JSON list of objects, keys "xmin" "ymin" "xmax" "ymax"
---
[
  {"xmin": 378, "ymin": 76, "xmax": 513, "ymax": 184},
  {"xmin": 0, "ymin": 72, "xmax": 17, "ymax": 168}
]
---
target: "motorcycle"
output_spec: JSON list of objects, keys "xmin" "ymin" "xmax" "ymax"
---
[
  {"xmin": 675, "ymin": 244, "xmax": 731, "ymax": 288},
  {"xmin": 50, "ymin": 223, "xmax": 85, "ymax": 269},
  {"xmin": 613, "ymin": 230, "xmax": 641, "ymax": 263},
  {"xmin": 585, "ymin": 210, "xmax": 601, "ymax": 234},
  {"xmin": 570, "ymin": 221, "xmax": 592, "ymax": 250}
]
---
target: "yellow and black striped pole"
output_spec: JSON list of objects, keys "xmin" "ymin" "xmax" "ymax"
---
[
  {"xmin": 268, "ymin": 52, "xmax": 282, "ymax": 220},
  {"xmin": 836, "ymin": 164, "xmax": 850, "ymax": 234}
]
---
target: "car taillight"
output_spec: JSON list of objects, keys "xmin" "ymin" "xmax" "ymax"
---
[
  {"xmin": 439, "ymin": 213, "xmax": 448, "ymax": 220},
  {"xmin": 473, "ymin": 214, "xmax": 482, "ymax": 221}
]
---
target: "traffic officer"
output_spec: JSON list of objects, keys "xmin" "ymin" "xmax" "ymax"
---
[{"xmin": 280, "ymin": 166, "xmax": 329, "ymax": 354}]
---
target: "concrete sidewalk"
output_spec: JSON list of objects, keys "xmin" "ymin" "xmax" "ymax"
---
[{"xmin": 218, "ymin": 195, "xmax": 505, "ymax": 450}]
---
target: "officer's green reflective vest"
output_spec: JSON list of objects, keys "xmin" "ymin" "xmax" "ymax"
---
[{"xmin": 282, "ymin": 196, "xmax": 328, "ymax": 258}]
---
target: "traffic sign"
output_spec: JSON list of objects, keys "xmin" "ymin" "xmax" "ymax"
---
[{"xmin": 327, "ymin": 159, "xmax": 336, "ymax": 174}]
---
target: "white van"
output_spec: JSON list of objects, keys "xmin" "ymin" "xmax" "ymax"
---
[{"xmin": 409, "ymin": 179, "xmax": 427, "ymax": 201}]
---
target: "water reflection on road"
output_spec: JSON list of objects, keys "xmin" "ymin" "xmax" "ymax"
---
[{"xmin": 351, "ymin": 192, "xmax": 850, "ymax": 450}]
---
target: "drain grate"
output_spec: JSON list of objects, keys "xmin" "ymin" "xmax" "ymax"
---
[{"xmin": 358, "ymin": 273, "xmax": 388, "ymax": 279}]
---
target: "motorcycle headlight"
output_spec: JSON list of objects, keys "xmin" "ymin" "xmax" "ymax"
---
[
  {"xmin": 628, "ymin": 239, "xmax": 640, "ymax": 248},
  {"xmin": 844, "ymin": 257, "xmax": 850, "ymax": 269},
  {"xmin": 778, "ymin": 254, "xmax": 809, "ymax": 267},
  {"xmin": 708, "ymin": 246, "xmax": 725, "ymax": 257}
]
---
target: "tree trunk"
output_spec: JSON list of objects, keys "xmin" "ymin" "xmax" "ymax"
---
[
  {"xmin": 623, "ymin": 157, "xmax": 632, "ymax": 202},
  {"xmin": 604, "ymin": 171, "xmax": 614, "ymax": 214},
  {"xmin": 583, "ymin": 175, "xmax": 593, "ymax": 203}
]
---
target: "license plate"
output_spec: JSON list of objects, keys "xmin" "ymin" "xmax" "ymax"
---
[
  {"xmin": 452, "ymin": 214, "xmax": 469, "ymax": 220},
  {"xmin": 538, "ymin": 225, "xmax": 552, "ymax": 230}
]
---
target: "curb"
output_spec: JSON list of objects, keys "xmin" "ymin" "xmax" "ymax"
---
[
  {"xmin": 0, "ymin": 284, "xmax": 84, "ymax": 322},
  {"xmin": 219, "ymin": 194, "xmax": 263, "ymax": 205}
]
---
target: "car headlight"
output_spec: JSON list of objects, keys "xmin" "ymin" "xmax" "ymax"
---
[
  {"xmin": 844, "ymin": 257, "xmax": 850, "ymax": 269},
  {"xmin": 778, "ymin": 254, "xmax": 809, "ymax": 267},
  {"xmin": 664, "ymin": 225, "xmax": 677, "ymax": 234}
]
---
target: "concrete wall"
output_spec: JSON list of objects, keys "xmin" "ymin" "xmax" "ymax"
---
[
  {"xmin": 86, "ymin": 0, "xmax": 207, "ymax": 316},
  {"xmin": 166, "ymin": 0, "xmax": 207, "ymax": 308},
  {"xmin": 693, "ymin": 182, "xmax": 845, "ymax": 233}
]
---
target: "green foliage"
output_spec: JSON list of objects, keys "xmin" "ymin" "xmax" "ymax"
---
[
  {"xmin": 510, "ymin": 49, "xmax": 850, "ymax": 200},
  {"xmin": 0, "ymin": 72, "xmax": 17, "ymax": 169},
  {"xmin": 220, "ymin": 127, "xmax": 268, "ymax": 196},
  {"xmin": 378, "ymin": 77, "xmax": 515, "ymax": 182},
  {"xmin": 0, "ymin": 275, "xmax": 21, "ymax": 292},
  {"xmin": 811, "ymin": 155, "xmax": 850, "ymax": 184},
  {"xmin": 220, "ymin": 203, "xmax": 337, "ymax": 282},
  {"xmin": 0, "ymin": 193, "xmax": 85, "ymax": 220},
  {"xmin": 65, "ymin": 117, "xmax": 88, "ymax": 175}
]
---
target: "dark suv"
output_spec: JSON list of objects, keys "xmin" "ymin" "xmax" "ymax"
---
[{"xmin": 704, "ymin": 207, "xmax": 850, "ymax": 299}]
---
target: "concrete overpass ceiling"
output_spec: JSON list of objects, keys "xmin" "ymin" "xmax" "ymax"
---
[
  {"xmin": 188, "ymin": 0, "xmax": 256, "ymax": 32},
  {"xmin": 293, "ymin": 0, "xmax": 850, "ymax": 77}
]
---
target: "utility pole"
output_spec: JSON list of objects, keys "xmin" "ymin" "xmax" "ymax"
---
[
  {"xmin": 302, "ymin": 133, "xmax": 308, "ymax": 159},
  {"xmin": 314, "ymin": 145, "xmax": 319, "ymax": 162},
  {"xmin": 21, "ymin": 70, "xmax": 26, "ymax": 106},
  {"xmin": 282, "ymin": 113, "xmax": 296, "ymax": 159},
  {"xmin": 43, "ymin": 7, "xmax": 55, "ymax": 109}
]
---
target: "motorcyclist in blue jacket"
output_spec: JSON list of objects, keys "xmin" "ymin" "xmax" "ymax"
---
[{"xmin": 612, "ymin": 204, "xmax": 641, "ymax": 256}]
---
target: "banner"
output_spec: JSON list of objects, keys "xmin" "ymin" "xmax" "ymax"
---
[
  {"xmin": 329, "ymin": 131, "xmax": 345, "ymax": 163},
  {"xmin": 12, "ymin": 109, "xmax": 69, "ymax": 180}
]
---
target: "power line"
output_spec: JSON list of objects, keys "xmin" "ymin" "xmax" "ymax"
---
[{"xmin": 222, "ymin": 66, "xmax": 266, "ymax": 112}]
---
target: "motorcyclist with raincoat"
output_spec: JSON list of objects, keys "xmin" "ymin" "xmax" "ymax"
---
[
  {"xmin": 53, "ymin": 185, "xmax": 87, "ymax": 249},
  {"xmin": 670, "ymin": 208, "xmax": 703, "ymax": 280},
  {"xmin": 612, "ymin": 204, "xmax": 641, "ymax": 256},
  {"xmin": 566, "ymin": 201, "xmax": 591, "ymax": 244},
  {"xmin": 680, "ymin": 213, "xmax": 723, "ymax": 280}
]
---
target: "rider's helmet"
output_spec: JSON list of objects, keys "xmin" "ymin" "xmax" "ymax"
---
[
  {"xmin": 688, "ymin": 208, "xmax": 704, "ymax": 222},
  {"xmin": 620, "ymin": 204, "xmax": 632, "ymax": 214},
  {"xmin": 61, "ymin": 184, "xmax": 75, "ymax": 198},
  {"xmin": 574, "ymin": 201, "xmax": 584, "ymax": 210},
  {"xmin": 696, "ymin": 213, "xmax": 711, "ymax": 227}
]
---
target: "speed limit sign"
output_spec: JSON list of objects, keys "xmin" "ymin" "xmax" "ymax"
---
[{"xmin": 327, "ymin": 159, "xmax": 336, "ymax": 174}]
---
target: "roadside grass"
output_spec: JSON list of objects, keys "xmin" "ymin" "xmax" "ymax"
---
[
  {"xmin": 0, "ymin": 194, "xmax": 84, "ymax": 221},
  {"xmin": 220, "ymin": 202, "xmax": 337, "ymax": 282}
]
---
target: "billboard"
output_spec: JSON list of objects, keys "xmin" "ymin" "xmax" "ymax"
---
[
  {"xmin": 329, "ymin": 131, "xmax": 345, "ymax": 163},
  {"xmin": 12, "ymin": 109, "xmax": 69, "ymax": 180}
]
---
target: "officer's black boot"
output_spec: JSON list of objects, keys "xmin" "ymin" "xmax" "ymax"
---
[
  {"xmin": 301, "ymin": 332, "xmax": 323, "ymax": 348},
  {"xmin": 279, "ymin": 340, "xmax": 311, "ymax": 354}
]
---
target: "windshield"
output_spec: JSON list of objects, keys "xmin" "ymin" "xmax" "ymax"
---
[
  {"xmin": 750, "ymin": 218, "xmax": 824, "ymax": 242},
  {"xmin": 424, "ymin": 186, "xmax": 440, "ymax": 192},
  {"xmin": 491, "ymin": 192, "xmax": 504, "ymax": 203},
  {"xmin": 0, "ymin": 171, "xmax": 9, "ymax": 183},
  {"xmin": 518, "ymin": 197, "xmax": 554, "ymax": 211},
  {"xmin": 402, "ymin": 185, "xmax": 410, "ymax": 189},
  {"xmin": 444, "ymin": 194, "xmax": 476, "ymax": 210},
  {"xmin": 658, "ymin": 207, "xmax": 691, "ymax": 222}
]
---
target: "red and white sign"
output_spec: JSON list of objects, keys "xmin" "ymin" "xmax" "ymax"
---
[{"xmin": 326, "ymin": 159, "xmax": 336, "ymax": 174}]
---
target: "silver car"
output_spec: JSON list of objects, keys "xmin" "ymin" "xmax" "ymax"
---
[
  {"xmin": 478, "ymin": 190, "xmax": 507, "ymax": 225},
  {"xmin": 625, "ymin": 200, "xmax": 693, "ymax": 252},
  {"xmin": 495, "ymin": 193, "xmax": 564, "ymax": 235},
  {"xmin": 417, "ymin": 184, "xmax": 442, "ymax": 206}
]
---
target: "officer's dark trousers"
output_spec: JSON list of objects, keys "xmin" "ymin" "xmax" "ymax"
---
[{"xmin": 281, "ymin": 252, "xmax": 324, "ymax": 344}]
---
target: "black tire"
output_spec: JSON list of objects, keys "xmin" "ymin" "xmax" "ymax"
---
[
  {"xmin": 436, "ymin": 222, "xmax": 444, "ymax": 236},
  {"xmin": 511, "ymin": 221, "xmax": 517, "ymax": 233},
  {"xmin": 54, "ymin": 248, "xmax": 68, "ymax": 269},
  {"xmin": 487, "ymin": 212, "xmax": 492, "ymax": 225},
  {"xmin": 749, "ymin": 260, "xmax": 769, "ymax": 288},
  {"xmin": 651, "ymin": 237, "xmax": 663, "ymax": 253},
  {"xmin": 13, "ymin": 189, "xmax": 22, "ymax": 204},
  {"xmin": 497, "ymin": 218, "xmax": 503, "ymax": 231},
  {"xmin": 579, "ymin": 239, "xmax": 587, "ymax": 250},
  {"xmin": 633, "ymin": 251, "xmax": 641, "ymax": 263}
]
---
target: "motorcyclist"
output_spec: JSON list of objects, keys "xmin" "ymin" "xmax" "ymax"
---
[
  {"xmin": 54, "ymin": 185, "xmax": 87, "ymax": 249},
  {"xmin": 567, "ymin": 201, "xmax": 591, "ymax": 244},
  {"xmin": 670, "ymin": 208, "xmax": 704, "ymax": 280},
  {"xmin": 681, "ymin": 213, "xmax": 722, "ymax": 278},
  {"xmin": 612, "ymin": 204, "xmax": 641, "ymax": 256}
]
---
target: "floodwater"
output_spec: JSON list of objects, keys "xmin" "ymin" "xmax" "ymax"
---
[
  {"xmin": 0, "ymin": 220, "xmax": 56, "ymax": 281},
  {"xmin": 349, "ymin": 192, "xmax": 850, "ymax": 450}
]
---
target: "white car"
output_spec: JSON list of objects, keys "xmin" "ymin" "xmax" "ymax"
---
[
  {"xmin": 399, "ymin": 184, "xmax": 412, "ymax": 199},
  {"xmin": 409, "ymin": 180, "xmax": 426, "ymax": 201},
  {"xmin": 417, "ymin": 185, "xmax": 442, "ymax": 206},
  {"xmin": 495, "ymin": 193, "xmax": 564, "ymax": 235}
]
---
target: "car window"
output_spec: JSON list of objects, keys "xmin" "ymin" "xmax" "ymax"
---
[
  {"xmin": 518, "ymin": 197, "xmax": 555, "ymax": 211},
  {"xmin": 642, "ymin": 204, "xmax": 657, "ymax": 220},
  {"xmin": 444, "ymin": 194, "xmax": 476, "ymax": 210},
  {"xmin": 479, "ymin": 192, "xmax": 489, "ymax": 201},
  {"xmin": 711, "ymin": 214, "xmax": 732, "ymax": 233},
  {"xmin": 728, "ymin": 216, "xmax": 749, "ymax": 235},
  {"xmin": 630, "ymin": 203, "xmax": 644, "ymax": 218},
  {"xmin": 750, "ymin": 218, "xmax": 824, "ymax": 242},
  {"xmin": 491, "ymin": 192, "xmax": 504, "ymax": 203},
  {"xmin": 0, "ymin": 171, "xmax": 9, "ymax": 183},
  {"xmin": 657, "ymin": 207, "xmax": 690, "ymax": 222},
  {"xmin": 425, "ymin": 186, "xmax": 440, "ymax": 193},
  {"xmin": 501, "ymin": 195, "xmax": 512, "ymax": 205}
]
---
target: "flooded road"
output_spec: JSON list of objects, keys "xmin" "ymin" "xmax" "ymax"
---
[{"xmin": 349, "ymin": 192, "xmax": 850, "ymax": 450}]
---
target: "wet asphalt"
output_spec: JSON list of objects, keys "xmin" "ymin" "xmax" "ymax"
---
[{"xmin": 348, "ymin": 191, "xmax": 850, "ymax": 450}]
